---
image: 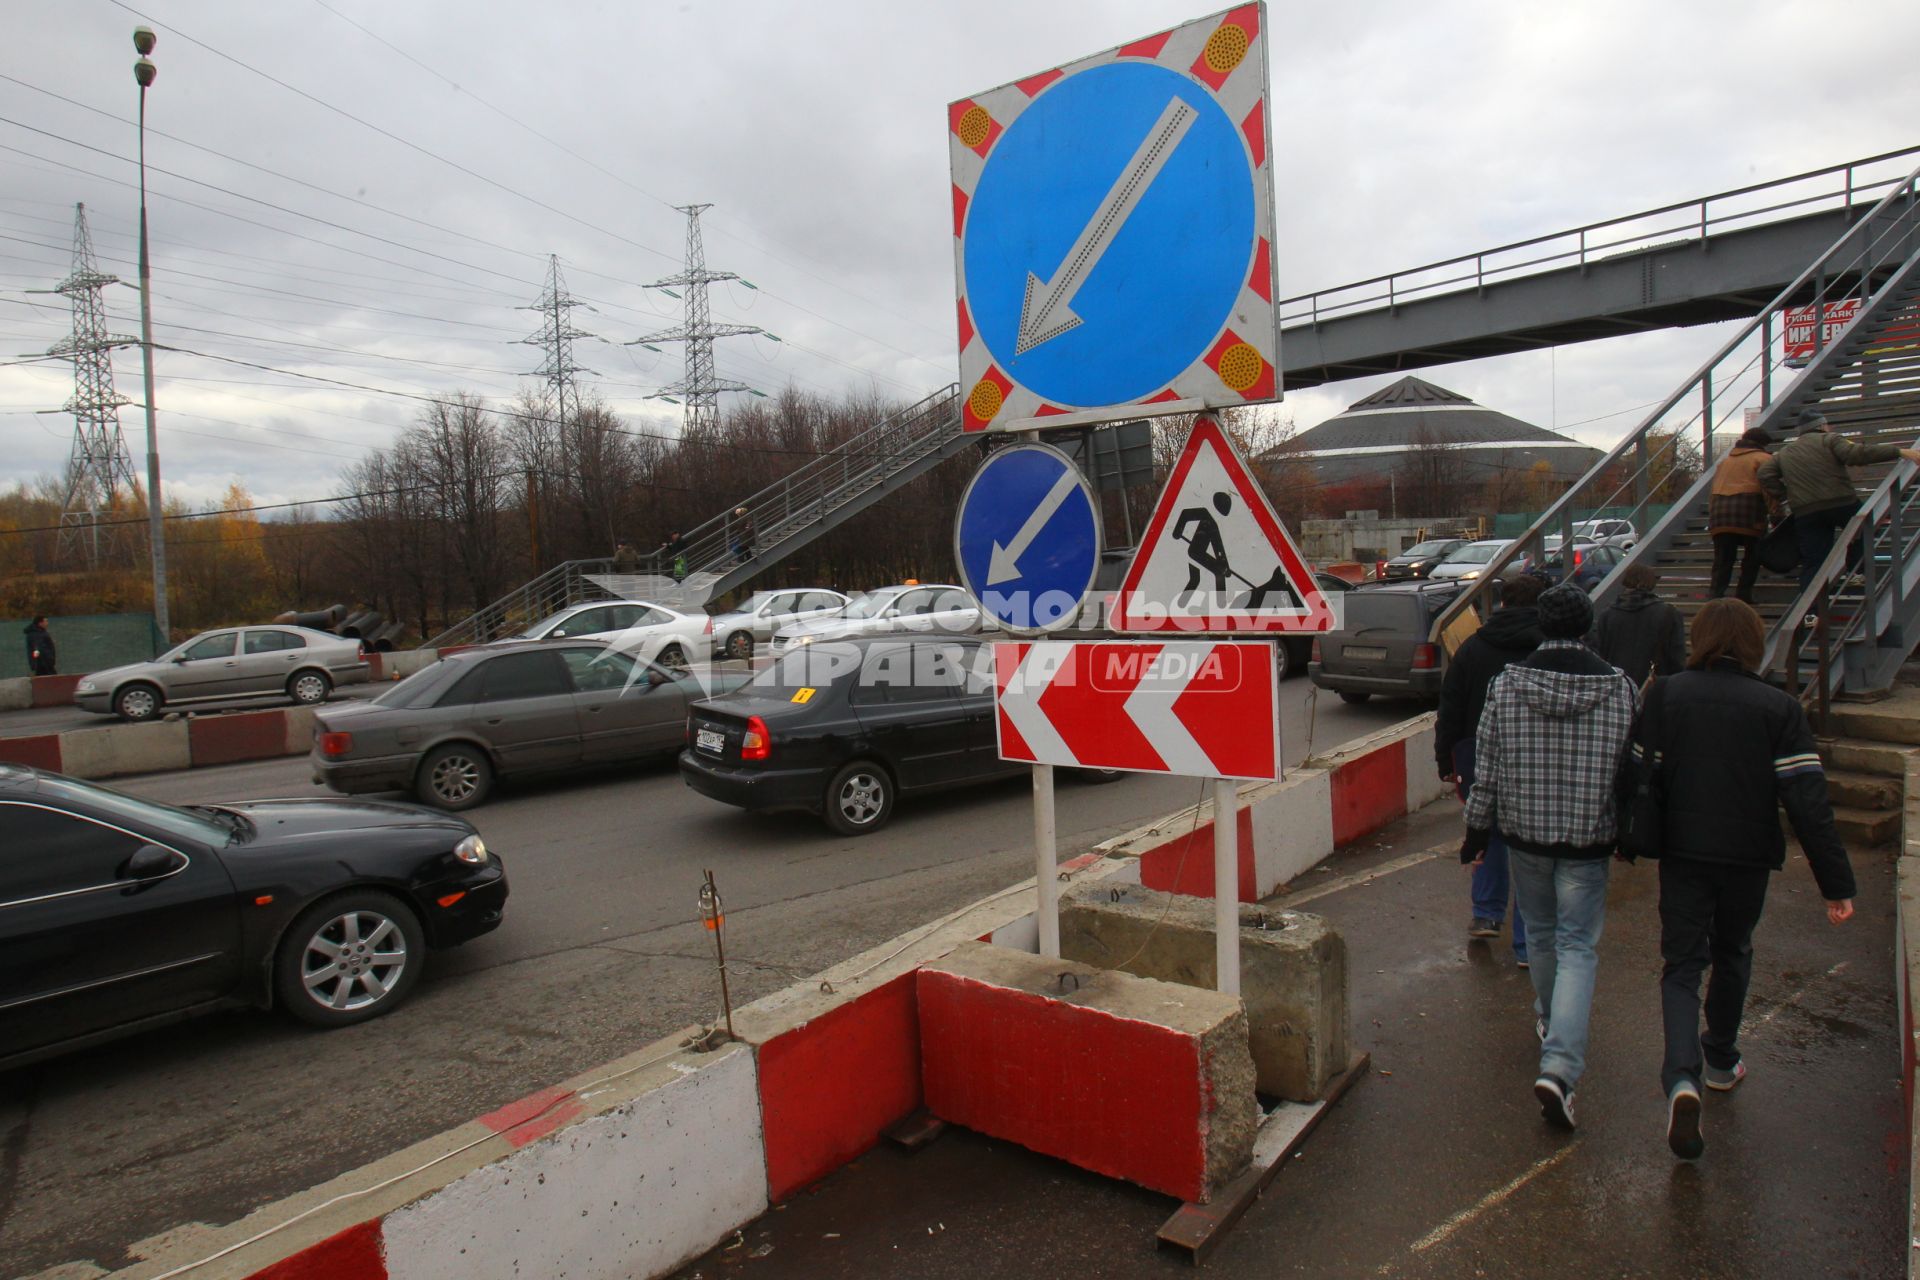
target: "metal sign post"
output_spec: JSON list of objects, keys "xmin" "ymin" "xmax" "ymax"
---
[
  {"xmin": 1212, "ymin": 778, "xmax": 1239, "ymax": 995},
  {"xmin": 1034, "ymin": 763, "xmax": 1060, "ymax": 957}
]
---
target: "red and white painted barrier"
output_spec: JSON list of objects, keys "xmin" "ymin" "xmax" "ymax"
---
[{"xmin": 96, "ymin": 716, "xmax": 1448, "ymax": 1280}]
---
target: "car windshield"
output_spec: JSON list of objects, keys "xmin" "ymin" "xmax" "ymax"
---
[
  {"xmin": 1446, "ymin": 543, "xmax": 1503, "ymax": 565},
  {"xmin": 33, "ymin": 774, "xmax": 234, "ymax": 845},
  {"xmin": 1401, "ymin": 541, "xmax": 1455, "ymax": 557},
  {"xmin": 839, "ymin": 591, "xmax": 901, "ymax": 620},
  {"xmin": 738, "ymin": 592, "xmax": 779, "ymax": 613}
]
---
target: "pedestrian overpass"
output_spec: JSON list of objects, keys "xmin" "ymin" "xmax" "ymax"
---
[{"xmin": 430, "ymin": 146, "xmax": 1920, "ymax": 676}]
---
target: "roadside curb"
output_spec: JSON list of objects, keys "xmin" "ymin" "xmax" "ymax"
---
[{"xmin": 84, "ymin": 720, "xmax": 1438, "ymax": 1280}]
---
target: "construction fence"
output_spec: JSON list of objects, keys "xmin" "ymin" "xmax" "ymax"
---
[{"xmin": 3, "ymin": 612, "xmax": 162, "ymax": 680}]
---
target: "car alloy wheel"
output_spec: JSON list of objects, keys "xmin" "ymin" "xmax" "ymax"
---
[
  {"xmin": 289, "ymin": 671, "xmax": 331, "ymax": 705},
  {"xmin": 659, "ymin": 644, "xmax": 689, "ymax": 671},
  {"xmin": 115, "ymin": 684, "xmax": 160, "ymax": 721},
  {"xmin": 824, "ymin": 760, "xmax": 894, "ymax": 836},
  {"xmin": 276, "ymin": 890, "xmax": 425, "ymax": 1027},
  {"xmin": 418, "ymin": 744, "xmax": 493, "ymax": 811},
  {"xmin": 726, "ymin": 631, "xmax": 753, "ymax": 660}
]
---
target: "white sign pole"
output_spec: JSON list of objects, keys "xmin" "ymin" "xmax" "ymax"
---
[
  {"xmin": 1213, "ymin": 777, "xmax": 1240, "ymax": 995},
  {"xmin": 1034, "ymin": 763, "xmax": 1060, "ymax": 958}
]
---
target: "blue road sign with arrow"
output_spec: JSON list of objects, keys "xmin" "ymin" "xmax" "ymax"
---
[{"xmin": 954, "ymin": 444, "xmax": 1100, "ymax": 633}]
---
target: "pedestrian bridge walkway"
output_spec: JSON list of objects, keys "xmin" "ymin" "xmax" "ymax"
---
[{"xmin": 671, "ymin": 800, "xmax": 1904, "ymax": 1280}]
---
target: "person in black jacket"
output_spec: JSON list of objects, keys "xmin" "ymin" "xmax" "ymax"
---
[
  {"xmin": 1592, "ymin": 564, "xmax": 1685, "ymax": 685},
  {"xmin": 1436, "ymin": 572, "xmax": 1547, "ymax": 963},
  {"xmin": 24, "ymin": 615, "xmax": 56, "ymax": 676},
  {"xmin": 1634, "ymin": 598, "xmax": 1855, "ymax": 1161}
]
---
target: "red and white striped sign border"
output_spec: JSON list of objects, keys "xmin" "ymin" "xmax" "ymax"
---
[{"xmin": 994, "ymin": 640, "xmax": 1278, "ymax": 780}]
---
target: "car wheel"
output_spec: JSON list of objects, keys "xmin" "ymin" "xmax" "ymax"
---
[
  {"xmin": 275, "ymin": 889, "xmax": 425, "ymax": 1028},
  {"xmin": 823, "ymin": 760, "xmax": 894, "ymax": 836},
  {"xmin": 114, "ymin": 683, "xmax": 162, "ymax": 722},
  {"xmin": 417, "ymin": 743, "xmax": 494, "ymax": 811},
  {"xmin": 1338, "ymin": 691, "xmax": 1372, "ymax": 705},
  {"xmin": 725, "ymin": 631, "xmax": 753, "ymax": 661},
  {"xmin": 288, "ymin": 670, "xmax": 332, "ymax": 705},
  {"xmin": 1074, "ymin": 767, "xmax": 1125, "ymax": 785},
  {"xmin": 659, "ymin": 643, "xmax": 689, "ymax": 672}
]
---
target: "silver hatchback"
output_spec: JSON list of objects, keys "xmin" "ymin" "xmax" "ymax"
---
[{"xmin": 75, "ymin": 625, "xmax": 371, "ymax": 721}]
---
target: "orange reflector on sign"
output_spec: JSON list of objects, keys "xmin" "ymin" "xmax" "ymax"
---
[
  {"xmin": 437, "ymin": 892, "xmax": 467, "ymax": 908},
  {"xmin": 704, "ymin": 915, "xmax": 725, "ymax": 931},
  {"xmin": 253, "ymin": 895, "xmax": 274, "ymax": 906}
]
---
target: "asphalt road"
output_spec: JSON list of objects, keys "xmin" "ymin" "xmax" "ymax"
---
[
  {"xmin": 0, "ymin": 683, "xmax": 385, "ymax": 738},
  {"xmin": 0, "ymin": 677, "xmax": 1415, "ymax": 1277}
]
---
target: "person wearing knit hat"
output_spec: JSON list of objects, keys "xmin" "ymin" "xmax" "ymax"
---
[
  {"xmin": 1758, "ymin": 413, "xmax": 1920, "ymax": 590},
  {"xmin": 1463, "ymin": 579, "xmax": 1639, "ymax": 1133}
]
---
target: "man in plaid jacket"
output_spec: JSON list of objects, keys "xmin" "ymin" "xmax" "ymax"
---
[{"xmin": 1464, "ymin": 583, "xmax": 1639, "ymax": 1132}]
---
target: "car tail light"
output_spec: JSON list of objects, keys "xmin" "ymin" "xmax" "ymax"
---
[
  {"xmin": 1572, "ymin": 547, "xmax": 1584, "ymax": 566},
  {"xmin": 704, "ymin": 616, "xmax": 714, "ymax": 635},
  {"xmin": 1310, "ymin": 638, "xmax": 1322, "ymax": 663},
  {"xmin": 1411, "ymin": 642, "xmax": 1439, "ymax": 670},
  {"xmin": 740, "ymin": 715, "xmax": 771, "ymax": 761},
  {"xmin": 1375, "ymin": 560, "xmax": 1387, "ymax": 579},
  {"xmin": 319, "ymin": 731, "xmax": 353, "ymax": 757}
]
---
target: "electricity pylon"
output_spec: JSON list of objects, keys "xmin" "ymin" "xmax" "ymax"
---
[{"xmin": 628, "ymin": 204, "xmax": 761, "ymax": 435}]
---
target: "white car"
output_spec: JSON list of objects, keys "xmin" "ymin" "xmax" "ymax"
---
[
  {"xmin": 1428, "ymin": 539, "xmax": 1516, "ymax": 583},
  {"xmin": 770, "ymin": 584, "xmax": 984, "ymax": 653},
  {"xmin": 513, "ymin": 599, "xmax": 711, "ymax": 667},
  {"xmin": 708, "ymin": 588, "xmax": 850, "ymax": 660},
  {"xmin": 1571, "ymin": 518, "xmax": 1638, "ymax": 549}
]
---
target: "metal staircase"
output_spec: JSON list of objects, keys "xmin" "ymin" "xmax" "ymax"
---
[
  {"xmin": 1431, "ymin": 156, "xmax": 1920, "ymax": 713},
  {"xmin": 426, "ymin": 384, "xmax": 970, "ymax": 648}
]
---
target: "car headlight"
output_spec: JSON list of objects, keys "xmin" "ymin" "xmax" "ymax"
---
[
  {"xmin": 77, "ymin": 679, "xmax": 96, "ymax": 692},
  {"xmin": 1461, "ymin": 569, "xmax": 1480, "ymax": 579},
  {"xmin": 454, "ymin": 834, "xmax": 489, "ymax": 864},
  {"xmin": 788, "ymin": 635, "xmax": 814, "ymax": 648}
]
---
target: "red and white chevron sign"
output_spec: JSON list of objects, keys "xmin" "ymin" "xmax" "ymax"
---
[{"xmin": 994, "ymin": 640, "xmax": 1278, "ymax": 780}]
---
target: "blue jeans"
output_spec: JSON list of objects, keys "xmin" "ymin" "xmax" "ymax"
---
[
  {"xmin": 1510, "ymin": 850, "xmax": 1611, "ymax": 1087},
  {"xmin": 1453, "ymin": 741, "xmax": 1527, "ymax": 960}
]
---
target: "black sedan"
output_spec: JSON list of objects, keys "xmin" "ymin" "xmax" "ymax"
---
[
  {"xmin": 0, "ymin": 765, "xmax": 507, "ymax": 1070},
  {"xmin": 1380, "ymin": 538, "xmax": 1469, "ymax": 581},
  {"xmin": 682, "ymin": 636, "xmax": 1070, "ymax": 836}
]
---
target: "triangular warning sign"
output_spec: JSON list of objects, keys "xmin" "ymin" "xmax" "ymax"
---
[{"xmin": 1112, "ymin": 417, "xmax": 1334, "ymax": 634}]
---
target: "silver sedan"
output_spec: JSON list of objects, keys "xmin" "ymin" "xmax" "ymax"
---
[{"xmin": 76, "ymin": 625, "xmax": 370, "ymax": 722}]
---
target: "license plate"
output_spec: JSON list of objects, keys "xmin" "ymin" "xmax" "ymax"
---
[
  {"xmin": 1342, "ymin": 645, "xmax": 1388, "ymax": 661},
  {"xmin": 696, "ymin": 728, "xmax": 725, "ymax": 755}
]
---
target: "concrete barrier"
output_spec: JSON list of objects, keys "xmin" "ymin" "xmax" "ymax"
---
[
  {"xmin": 0, "ymin": 732, "xmax": 61, "ymax": 771},
  {"xmin": 918, "ymin": 941, "xmax": 1257, "ymax": 1203},
  {"xmin": 1102, "ymin": 713, "xmax": 1449, "ymax": 902},
  {"xmin": 189, "ymin": 709, "xmax": 296, "ymax": 768},
  {"xmin": 58, "ymin": 721, "xmax": 191, "ymax": 779},
  {"xmin": 31, "ymin": 674, "xmax": 83, "ymax": 707},
  {"xmin": 1059, "ymin": 883, "xmax": 1348, "ymax": 1102},
  {"xmin": 0, "ymin": 677, "xmax": 29, "ymax": 712},
  {"xmin": 7, "ymin": 691, "xmax": 369, "ymax": 783},
  {"xmin": 367, "ymin": 649, "xmax": 442, "ymax": 682}
]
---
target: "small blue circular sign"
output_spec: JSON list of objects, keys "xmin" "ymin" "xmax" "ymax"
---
[
  {"xmin": 962, "ymin": 61, "xmax": 1255, "ymax": 408},
  {"xmin": 954, "ymin": 444, "xmax": 1100, "ymax": 633}
]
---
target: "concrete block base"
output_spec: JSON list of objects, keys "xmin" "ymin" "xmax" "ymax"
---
[
  {"xmin": 917, "ymin": 940, "xmax": 1257, "ymax": 1203},
  {"xmin": 1058, "ymin": 882, "xmax": 1349, "ymax": 1102}
]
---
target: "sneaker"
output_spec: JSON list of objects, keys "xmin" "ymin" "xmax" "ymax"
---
[
  {"xmin": 1516, "ymin": 955, "xmax": 1531, "ymax": 970},
  {"xmin": 1534, "ymin": 1074, "xmax": 1576, "ymax": 1131},
  {"xmin": 1535, "ymin": 1017, "xmax": 1548, "ymax": 1043},
  {"xmin": 1667, "ymin": 1082, "xmax": 1705, "ymax": 1160},
  {"xmin": 1468, "ymin": 917, "xmax": 1501, "ymax": 938},
  {"xmin": 1704, "ymin": 1061, "xmax": 1746, "ymax": 1092}
]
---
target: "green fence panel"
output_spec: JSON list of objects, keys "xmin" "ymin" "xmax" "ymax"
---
[{"xmin": 3, "ymin": 613, "xmax": 161, "ymax": 679}]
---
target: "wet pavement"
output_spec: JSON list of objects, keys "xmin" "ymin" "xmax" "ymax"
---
[{"xmin": 674, "ymin": 801, "xmax": 1906, "ymax": 1280}]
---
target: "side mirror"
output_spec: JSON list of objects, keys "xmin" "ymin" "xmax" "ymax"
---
[
  {"xmin": 172, "ymin": 655, "xmax": 189, "ymax": 664},
  {"xmin": 122, "ymin": 843, "xmax": 184, "ymax": 881},
  {"xmin": 551, "ymin": 629, "xmax": 568, "ymax": 638}
]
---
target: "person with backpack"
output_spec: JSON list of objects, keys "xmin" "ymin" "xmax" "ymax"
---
[
  {"xmin": 1592, "ymin": 564, "xmax": 1685, "ymax": 685},
  {"xmin": 1629, "ymin": 598, "xmax": 1854, "ymax": 1160},
  {"xmin": 1436, "ymin": 572, "xmax": 1548, "ymax": 965},
  {"xmin": 1757, "ymin": 412, "xmax": 1920, "ymax": 591},
  {"xmin": 1463, "ymin": 583, "xmax": 1639, "ymax": 1133}
]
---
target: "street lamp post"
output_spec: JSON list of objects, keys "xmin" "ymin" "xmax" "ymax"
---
[{"xmin": 133, "ymin": 26, "xmax": 168, "ymax": 640}]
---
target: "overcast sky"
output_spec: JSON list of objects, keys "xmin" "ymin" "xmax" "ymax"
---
[{"xmin": 3, "ymin": 1, "xmax": 1917, "ymax": 512}]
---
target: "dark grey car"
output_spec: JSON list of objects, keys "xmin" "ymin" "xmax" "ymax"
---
[
  {"xmin": 1307, "ymin": 580, "xmax": 1463, "ymax": 704},
  {"xmin": 311, "ymin": 640, "xmax": 748, "ymax": 810}
]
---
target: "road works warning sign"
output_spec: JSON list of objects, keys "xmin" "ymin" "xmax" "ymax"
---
[{"xmin": 1111, "ymin": 416, "xmax": 1332, "ymax": 634}]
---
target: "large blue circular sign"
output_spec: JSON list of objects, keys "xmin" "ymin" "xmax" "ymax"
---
[
  {"xmin": 954, "ymin": 444, "xmax": 1099, "ymax": 633},
  {"xmin": 962, "ymin": 62, "xmax": 1255, "ymax": 408}
]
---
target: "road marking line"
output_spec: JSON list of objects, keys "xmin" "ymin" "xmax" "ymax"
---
[
  {"xmin": 1407, "ymin": 1143, "xmax": 1578, "ymax": 1256},
  {"xmin": 1277, "ymin": 841, "xmax": 1453, "ymax": 908}
]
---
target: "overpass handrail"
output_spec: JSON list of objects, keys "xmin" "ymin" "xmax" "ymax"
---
[
  {"xmin": 1283, "ymin": 145, "xmax": 1920, "ymax": 327},
  {"xmin": 1426, "ymin": 155, "xmax": 1920, "ymax": 647}
]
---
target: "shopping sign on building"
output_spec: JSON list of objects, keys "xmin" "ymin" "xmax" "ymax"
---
[
  {"xmin": 1111, "ymin": 416, "xmax": 1333, "ymax": 633},
  {"xmin": 1782, "ymin": 298, "xmax": 1861, "ymax": 366},
  {"xmin": 949, "ymin": 4, "xmax": 1278, "ymax": 431},
  {"xmin": 995, "ymin": 640, "xmax": 1279, "ymax": 779}
]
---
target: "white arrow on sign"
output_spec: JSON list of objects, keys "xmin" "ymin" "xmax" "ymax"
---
[
  {"xmin": 1014, "ymin": 95, "xmax": 1199, "ymax": 356},
  {"xmin": 987, "ymin": 469, "xmax": 1081, "ymax": 585}
]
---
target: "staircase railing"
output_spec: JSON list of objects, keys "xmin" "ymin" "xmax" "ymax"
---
[
  {"xmin": 1284, "ymin": 145, "xmax": 1920, "ymax": 328},
  {"xmin": 1430, "ymin": 155, "xmax": 1920, "ymax": 648},
  {"xmin": 424, "ymin": 557, "xmax": 614, "ymax": 649},
  {"xmin": 639, "ymin": 383, "xmax": 964, "ymax": 590}
]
